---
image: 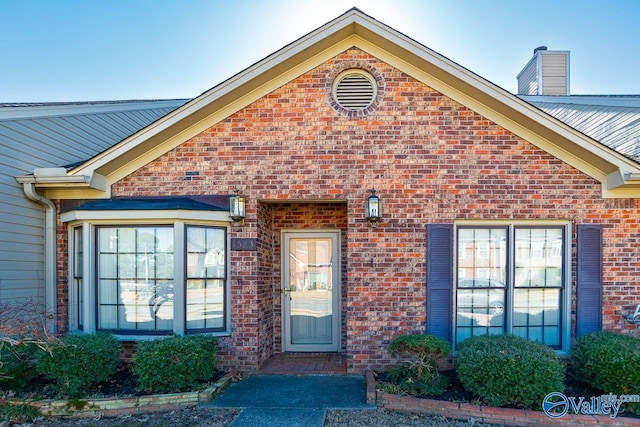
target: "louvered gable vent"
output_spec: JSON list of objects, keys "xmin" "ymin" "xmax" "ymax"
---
[{"xmin": 333, "ymin": 71, "xmax": 376, "ymax": 110}]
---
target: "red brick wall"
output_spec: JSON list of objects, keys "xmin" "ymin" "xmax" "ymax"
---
[
  {"xmin": 55, "ymin": 199, "xmax": 69, "ymax": 335},
  {"xmin": 56, "ymin": 48, "xmax": 640, "ymax": 373}
]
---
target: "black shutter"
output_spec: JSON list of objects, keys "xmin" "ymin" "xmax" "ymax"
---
[
  {"xmin": 576, "ymin": 224, "xmax": 603, "ymax": 337},
  {"xmin": 426, "ymin": 224, "xmax": 453, "ymax": 342}
]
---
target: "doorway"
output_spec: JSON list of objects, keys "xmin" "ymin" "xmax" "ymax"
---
[{"xmin": 281, "ymin": 230, "xmax": 340, "ymax": 352}]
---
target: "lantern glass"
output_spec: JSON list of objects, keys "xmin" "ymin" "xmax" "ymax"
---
[
  {"xmin": 366, "ymin": 189, "xmax": 381, "ymax": 224},
  {"xmin": 229, "ymin": 189, "xmax": 245, "ymax": 223}
]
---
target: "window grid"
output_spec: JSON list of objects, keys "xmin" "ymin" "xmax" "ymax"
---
[
  {"xmin": 456, "ymin": 225, "xmax": 564, "ymax": 349},
  {"xmin": 512, "ymin": 227, "xmax": 563, "ymax": 347},
  {"xmin": 185, "ymin": 226, "xmax": 227, "ymax": 333},
  {"xmin": 456, "ymin": 227, "xmax": 507, "ymax": 342},
  {"xmin": 96, "ymin": 226, "xmax": 174, "ymax": 334}
]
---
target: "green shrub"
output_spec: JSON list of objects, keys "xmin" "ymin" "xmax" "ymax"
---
[
  {"xmin": 572, "ymin": 331, "xmax": 640, "ymax": 414},
  {"xmin": 387, "ymin": 334, "xmax": 451, "ymax": 396},
  {"xmin": 456, "ymin": 334, "xmax": 564, "ymax": 408},
  {"xmin": 0, "ymin": 342, "xmax": 39, "ymax": 391},
  {"xmin": 36, "ymin": 332, "xmax": 121, "ymax": 397},
  {"xmin": 133, "ymin": 335, "xmax": 217, "ymax": 394},
  {"xmin": 0, "ymin": 402, "xmax": 40, "ymax": 423}
]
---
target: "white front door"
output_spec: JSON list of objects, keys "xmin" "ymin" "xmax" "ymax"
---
[{"xmin": 282, "ymin": 231, "xmax": 340, "ymax": 352}]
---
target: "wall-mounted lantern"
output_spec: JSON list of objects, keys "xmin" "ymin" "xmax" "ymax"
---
[
  {"xmin": 229, "ymin": 188, "xmax": 245, "ymax": 226},
  {"xmin": 365, "ymin": 188, "xmax": 381, "ymax": 226}
]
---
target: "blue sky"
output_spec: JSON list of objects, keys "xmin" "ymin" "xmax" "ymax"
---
[{"xmin": 1, "ymin": 0, "xmax": 639, "ymax": 102}]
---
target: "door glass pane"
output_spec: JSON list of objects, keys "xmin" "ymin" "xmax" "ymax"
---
[{"xmin": 289, "ymin": 238, "xmax": 333, "ymax": 345}]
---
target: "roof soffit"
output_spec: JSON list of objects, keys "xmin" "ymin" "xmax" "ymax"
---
[{"xmin": 62, "ymin": 8, "xmax": 640, "ymax": 198}]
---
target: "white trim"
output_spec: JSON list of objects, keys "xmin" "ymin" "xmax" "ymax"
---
[
  {"xmin": 61, "ymin": 209, "xmax": 232, "ymax": 223},
  {"xmin": 83, "ymin": 224, "xmax": 96, "ymax": 333},
  {"xmin": 173, "ymin": 222, "xmax": 186, "ymax": 335}
]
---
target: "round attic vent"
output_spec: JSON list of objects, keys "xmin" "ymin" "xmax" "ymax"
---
[{"xmin": 332, "ymin": 70, "xmax": 377, "ymax": 111}]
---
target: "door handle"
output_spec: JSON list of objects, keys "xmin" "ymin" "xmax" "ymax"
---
[{"xmin": 282, "ymin": 288, "xmax": 291, "ymax": 300}]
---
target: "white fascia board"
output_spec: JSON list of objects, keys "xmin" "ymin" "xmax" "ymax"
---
[
  {"xmin": 60, "ymin": 209, "xmax": 232, "ymax": 223},
  {"xmin": 16, "ymin": 171, "xmax": 107, "ymax": 191},
  {"xmin": 607, "ymin": 170, "xmax": 640, "ymax": 190}
]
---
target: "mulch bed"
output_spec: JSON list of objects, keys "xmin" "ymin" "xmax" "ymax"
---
[{"xmin": 4, "ymin": 364, "xmax": 225, "ymax": 400}]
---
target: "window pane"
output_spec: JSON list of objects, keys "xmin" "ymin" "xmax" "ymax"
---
[
  {"xmin": 98, "ymin": 228, "xmax": 117, "ymax": 253},
  {"xmin": 118, "ymin": 253, "xmax": 136, "ymax": 279},
  {"xmin": 457, "ymin": 228, "xmax": 507, "ymax": 287},
  {"xmin": 513, "ymin": 288, "xmax": 561, "ymax": 347},
  {"xmin": 99, "ymin": 306, "xmax": 117, "ymax": 329},
  {"xmin": 99, "ymin": 280, "xmax": 118, "ymax": 305},
  {"xmin": 99, "ymin": 254, "xmax": 118, "ymax": 278},
  {"xmin": 456, "ymin": 288, "xmax": 506, "ymax": 341},
  {"xmin": 515, "ymin": 228, "xmax": 563, "ymax": 287},
  {"xmin": 455, "ymin": 225, "xmax": 566, "ymax": 349},
  {"xmin": 186, "ymin": 226, "xmax": 226, "ymax": 332},
  {"xmin": 456, "ymin": 228, "xmax": 506, "ymax": 343},
  {"xmin": 96, "ymin": 226, "xmax": 173, "ymax": 333},
  {"xmin": 186, "ymin": 279, "xmax": 224, "ymax": 330},
  {"xmin": 73, "ymin": 227, "xmax": 84, "ymax": 330}
]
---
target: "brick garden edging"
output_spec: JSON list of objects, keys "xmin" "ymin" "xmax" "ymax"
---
[
  {"xmin": 365, "ymin": 371, "xmax": 640, "ymax": 427},
  {"xmin": 11, "ymin": 374, "xmax": 232, "ymax": 419}
]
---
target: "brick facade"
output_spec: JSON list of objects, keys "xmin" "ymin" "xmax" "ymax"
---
[{"xmin": 56, "ymin": 49, "xmax": 640, "ymax": 373}]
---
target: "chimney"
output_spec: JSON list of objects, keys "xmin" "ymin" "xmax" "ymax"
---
[{"xmin": 517, "ymin": 47, "xmax": 570, "ymax": 96}]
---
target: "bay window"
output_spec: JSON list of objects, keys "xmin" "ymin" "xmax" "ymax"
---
[{"xmin": 68, "ymin": 220, "xmax": 229, "ymax": 336}]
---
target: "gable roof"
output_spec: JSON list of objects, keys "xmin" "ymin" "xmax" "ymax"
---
[
  {"xmin": 522, "ymin": 95, "xmax": 640, "ymax": 161},
  {"xmin": 18, "ymin": 8, "xmax": 640, "ymax": 198}
]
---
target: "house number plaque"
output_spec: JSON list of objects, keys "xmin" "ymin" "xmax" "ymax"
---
[{"xmin": 231, "ymin": 238, "xmax": 257, "ymax": 251}]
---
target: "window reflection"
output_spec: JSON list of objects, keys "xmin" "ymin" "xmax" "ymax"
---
[{"xmin": 456, "ymin": 226, "xmax": 564, "ymax": 348}]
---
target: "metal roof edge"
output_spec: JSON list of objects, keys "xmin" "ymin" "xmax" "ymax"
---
[
  {"xmin": 520, "ymin": 94, "xmax": 640, "ymax": 108},
  {"xmin": 0, "ymin": 99, "xmax": 190, "ymax": 121}
]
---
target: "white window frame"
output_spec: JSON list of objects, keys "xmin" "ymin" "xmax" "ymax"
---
[
  {"xmin": 63, "ymin": 209, "xmax": 231, "ymax": 340},
  {"xmin": 453, "ymin": 220, "xmax": 572, "ymax": 354}
]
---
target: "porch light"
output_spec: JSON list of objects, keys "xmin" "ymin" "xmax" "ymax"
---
[
  {"xmin": 229, "ymin": 188, "xmax": 245, "ymax": 226},
  {"xmin": 365, "ymin": 188, "xmax": 381, "ymax": 226}
]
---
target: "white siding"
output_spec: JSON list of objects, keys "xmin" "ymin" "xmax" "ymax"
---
[
  {"xmin": 0, "ymin": 151, "xmax": 46, "ymax": 304},
  {"xmin": 517, "ymin": 50, "xmax": 569, "ymax": 96},
  {"xmin": 540, "ymin": 53, "xmax": 568, "ymax": 96},
  {"xmin": 517, "ymin": 58, "xmax": 538, "ymax": 95}
]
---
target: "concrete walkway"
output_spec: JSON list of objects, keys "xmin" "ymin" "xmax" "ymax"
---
[{"xmin": 203, "ymin": 375, "xmax": 374, "ymax": 426}]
